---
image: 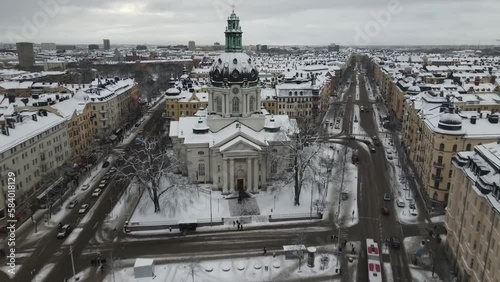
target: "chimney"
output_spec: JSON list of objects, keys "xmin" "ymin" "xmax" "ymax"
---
[{"xmin": 470, "ymin": 116, "xmax": 477, "ymax": 124}]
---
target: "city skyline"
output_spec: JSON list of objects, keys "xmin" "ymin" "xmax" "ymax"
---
[{"xmin": 1, "ymin": 0, "xmax": 499, "ymax": 46}]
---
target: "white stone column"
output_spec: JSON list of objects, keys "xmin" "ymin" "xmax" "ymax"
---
[
  {"xmin": 243, "ymin": 93, "xmax": 247, "ymax": 115},
  {"xmin": 253, "ymin": 158, "xmax": 259, "ymax": 191},
  {"xmin": 222, "ymin": 158, "xmax": 228, "ymax": 194},
  {"xmin": 226, "ymin": 94, "xmax": 230, "ymax": 117},
  {"xmin": 247, "ymin": 158, "xmax": 252, "ymax": 191},
  {"xmin": 229, "ymin": 158, "xmax": 234, "ymax": 192}
]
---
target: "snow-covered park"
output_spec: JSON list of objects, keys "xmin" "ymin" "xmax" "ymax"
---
[{"xmin": 128, "ymin": 142, "xmax": 359, "ymax": 230}]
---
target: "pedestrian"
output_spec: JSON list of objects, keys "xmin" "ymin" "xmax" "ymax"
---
[
  {"xmin": 263, "ymin": 247, "xmax": 267, "ymax": 255},
  {"xmin": 100, "ymin": 265, "xmax": 104, "ymax": 273},
  {"xmin": 240, "ymin": 224, "xmax": 243, "ymax": 230},
  {"xmin": 351, "ymin": 246, "xmax": 355, "ymax": 254},
  {"xmin": 233, "ymin": 221, "xmax": 235, "ymax": 227},
  {"xmin": 169, "ymin": 227, "xmax": 172, "ymax": 232}
]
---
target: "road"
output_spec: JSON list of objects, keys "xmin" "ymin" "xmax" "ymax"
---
[{"xmin": 3, "ymin": 58, "xmax": 451, "ymax": 282}]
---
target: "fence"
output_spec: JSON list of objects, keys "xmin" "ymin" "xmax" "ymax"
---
[{"xmin": 269, "ymin": 212, "xmax": 323, "ymax": 222}]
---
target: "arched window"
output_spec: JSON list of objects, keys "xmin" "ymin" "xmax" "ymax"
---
[
  {"xmin": 232, "ymin": 97, "xmax": 240, "ymax": 113},
  {"xmin": 433, "ymin": 192, "xmax": 438, "ymax": 200},
  {"xmin": 439, "ymin": 143, "xmax": 445, "ymax": 151},
  {"xmin": 452, "ymin": 144, "xmax": 457, "ymax": 152},
  {"xmin": 466, "ymin": 143, "xmax": 471, "ymax": 151},
  {"xmin": 271, "ymin": 161, "xmax": 277, "ymax": 174},
  {"xmin": 198, "ymin": 163, "xmax": 205, "ymax": 176},
  {"xmin": 249, "ymin": 96, "xmax": 255, "ymax": 112},
  {"xmin": 216, "ymin": 97, "xmax": 222, "ymax": 112}
]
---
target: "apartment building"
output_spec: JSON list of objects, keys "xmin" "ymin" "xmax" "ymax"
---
[
  {"xmin": 403, "ymin": 94, "xmax": 500, "ymax": 208},
  {"xmin": 0, "ymin": 109, "xmax": 70, "ymax": 226},
  {"xmin": 165, "ymin": 75, "xmax": 209, "ymax": 121},
  {"xmin": 446, "ymin": 142, "xmax": 500, "ymax": 282}
]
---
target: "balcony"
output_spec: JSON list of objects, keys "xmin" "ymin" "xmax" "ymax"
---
[
  {"xmin": 432, "ymin": 174, "xmax": 443, "ymax": 181},
  {"xmin": 433, "ymin": 162, "xmax": 445, "ymax": 169}
]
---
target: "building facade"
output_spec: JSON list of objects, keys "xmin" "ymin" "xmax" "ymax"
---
[
  {"xmin": 445, "ymin": 142, "xmax": 500, "ymax": 282},
  {"xmin": 16, "ymin": 42, "xmax": 35, "ymax": 70},
  {"xmin": 103, "ymin": 39, "xmax": 110, "ymax": 50},
  {"xmin": 0, "ymin": 110, "xmax": 70, "ymax": 226},
  {"xmin": 169, "ymin": 11, "xmax": 293, "ymax": 194}
]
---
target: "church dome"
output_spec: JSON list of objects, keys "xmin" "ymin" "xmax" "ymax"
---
[
  {"xmin": 209, "ymin": 10, "xmax": 259, "ymax": 87},
  {"xmin": 209, "ymin": 53, "xmax": 259, "ymax": 86}
]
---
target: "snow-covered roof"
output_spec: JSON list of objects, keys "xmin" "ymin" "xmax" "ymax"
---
[{"xmin": 0, "ymin": 111, "xmax": 66, "ymax": 153}]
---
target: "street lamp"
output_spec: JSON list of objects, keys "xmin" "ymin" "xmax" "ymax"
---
[{"xmin": 199, "ymin": 188, "xmax": 212, "ymax": 227}]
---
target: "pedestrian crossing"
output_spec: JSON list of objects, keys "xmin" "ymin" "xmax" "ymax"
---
[{"xmin": 339, "ymin": 229, "xmax": 349, "ymax": 241}]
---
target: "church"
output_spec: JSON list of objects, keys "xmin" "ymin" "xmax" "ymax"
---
[{"xmin": 168, "ymin": 10, "xmax": 295, "ymax": 194}]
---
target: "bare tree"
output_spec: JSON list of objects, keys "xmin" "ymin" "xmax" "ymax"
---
[
  {"xmin": 272, "ymin": 118, "xmax": 323, "ymax": 206},
  {"xmin": 118, "ymin": 137, "xmax": 179, "ymax": 213}
]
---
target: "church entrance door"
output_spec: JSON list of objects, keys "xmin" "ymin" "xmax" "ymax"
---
[{"xmin": 237, "ymin": 179, "xmax": 244, "ymax": 191}]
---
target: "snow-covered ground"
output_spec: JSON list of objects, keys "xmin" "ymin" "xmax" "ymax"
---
[
  {"xmin": 352, "ymin": 105, "xmax": 367, "ymax": 137},
  {"xmin": 335, "ymin": 148, "xmax": 359, "ymax": 228},
  {"xmin": 384, "ymin": 262, "xmax": 394, "ymax": 282},
  {"xmin": 403, "ymin": 236, "xmax": 447, "ymax": 282},
  {"xmin": 102, "ymin": 251, "xmax": 342, "ymax": 282},
  {"xmin": 128, "ymin": 144, "xmax": 356, "ymax": 230},
  {"xmin": 30, "ymin": 263, "xmax": 55, "ymax": 282}
]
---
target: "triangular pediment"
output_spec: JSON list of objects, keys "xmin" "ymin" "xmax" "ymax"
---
[{"xmin": 220, "ymin": 136, "xmax": 262, "ymax": 152}]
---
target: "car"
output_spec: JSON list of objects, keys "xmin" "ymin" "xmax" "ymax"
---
[
  {"xmin": 360, "ymin": 106, "xmax": 364, "ymax": 112},
  {"xmin": 365, "ymin": 107, "xmax": 370, "ymax": 112},
  {"xmin": 390, "ymin": 236, "xmax": 401, "ymax": 249},
  {"xmin": 410, "ymin": 209, "xmax": 418, "ymax": 216},
  {"xmin": 409, "ymin": 202, "xmax": 416, "ymax": 209},
  {"xmin": 81, "ymin": 184, "xmax": 90, "ymax": 191},
  {"xmin": 386, "ymin": 150, "xmax": 393, "ymax": 160},
  {"xmin": 57, "ymin": 224, "xmax": 72, "ymax": 239},
  {"xmin": 383, "ymin": 193, "xmax": 391, "ymax": 201},
  {"xmin": 98, "ymin": 180, "xmax": 107, "ymax": 189},
  {"xmin": 382, "ymin": 206, "xmax": 390, "ymax": 215},
  {"xmin": 396, "ymin": 198, "xmax": 405, "ymax": 208},
  {"xmin": 370, "ymin": 146, "xmax": 376, "ymax": 153},
  {"xmin": 109, "ymin": 167, "xmax": 117, "ymax": 174},
  {"xmin": 78, "ymin": 204, "xmax": 89, "ymax": 214},
  {"xmin": 102, "ymin": 161, "xmax": 110, "ymax": 168},
  {"xmin": 92, "ymin": 188, "xmax": 102, "ymax": 197},
  {"xmin": 67, "ymin": 199, "xmax": 78, "ymax": 209},
  {"xmin": 103, "ymin": 175, "xmax": 110, "ymax": 181}
]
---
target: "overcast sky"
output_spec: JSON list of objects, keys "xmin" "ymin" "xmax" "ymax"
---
[{"xmin": 1, "ymin": 0, "xmax": 499, "ymax": 46}]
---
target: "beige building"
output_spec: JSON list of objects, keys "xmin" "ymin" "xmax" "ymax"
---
[
  {"xmin": 402, "ymin": 94, "xmax": 500, "ymax": 208},
  {"xmin": 0, "ymin": 109, "xmax": 70, "ymax": 226},
  {"xmin": 164, "ymin": 76, "xmax": 209, "ymax": 121},
  {"xmin": 446, "ymin": 142, "xmax": 500, "ymax": 282}
]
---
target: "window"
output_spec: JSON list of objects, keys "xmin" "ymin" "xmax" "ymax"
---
[
  {"xmin": 439, "ymin": 143, "xmax": 445, "ymax": 151},
  {"xmin": 249, "ymin": 96, "xmax": 255, "ymax": 112},
  {"xmin": 216, "ymin": 97, "xmax": 222, "ymax": 112},
  {"xmin": 271, "ymin": 161, "xmax": 277, "ymax": 174},
  {"xmin": 466, "ymin": 143, "xmax": 472, "ymax": 151},
  {"xmin": 198, "ymin": 151, "xmax": 205, "ymax": 155},
  {"xmin": 452, "ymin": 144, "xmax": 457, "ymax": 152},
  {"xmin": 232, "ymin": 97, "xmax": 240, "ymax": 113},
  {"xmin": 218, "ymin": 165, "xmax": 220, "ymax": 172},
  {"xmin": 198, "ymin": 163, "xmax": 205, "ymax": 176},
  {"xmin": 476, "ymin": 221, "xmax": 481, "ymax": 232}
]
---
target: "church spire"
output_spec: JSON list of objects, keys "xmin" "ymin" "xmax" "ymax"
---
[{"xmin": 225, "ymin": 10, "xmax": 243, "ymax": 52}]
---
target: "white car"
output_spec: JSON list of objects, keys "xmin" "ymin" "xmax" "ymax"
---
[
  {"xmin": 78, "ymin": 204, "xmax": 89, "ymax": 214},
  {"xmin": 98, "ymin": 180, "xmax": 107, "ymax": 189},
  {"xmin": 81, "ymin": 184, "xmax": 90, "ymax": 191},
  {"xmin": 92, "ymin": 188, "xmax": 102, "ymax": 197},
  {"xmin": 67, "ymin": 200, "xmax": 78, "ymax": 209},
  {"xmin": 396, "ymin": 198, "xmax": 405, "ymax": 208}
]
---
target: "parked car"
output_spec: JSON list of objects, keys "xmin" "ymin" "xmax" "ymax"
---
[
  {"xmin": 370, "ymin": 146, "xmax": 376, "ymax": 153},
  {"xmin": 57, "ymin": 224, "xmax": 72, "ymax": 239},
  {"xmin": 109, "ymin": 167, "xmax": 117, "ymax": 174},
  {"xmin": 390, "ymin": 236, "xmax": 401, "ymax": 249},
  {"xmin": 92, "ymin": 188, "xmax": 102, "ymax": 197},
  {"xmin": 98, "ymin": 180, "xmax": 107, "ymax": 189},
  {"xmin": 382, "ymin": 206, "xmax": 390, "ymax": 215},
  {"xmin": 409, "ymin": 202, "xmax": 416, "ymax": 209},
  {"xmin": 81, "ymin": 184, "xmax": 90, "ymax": 191},
  {"xmin": 396, "ymin": 198, "xmax": 405, "ymax": 208},
  {"xmin": 410, "ymin": 209, "xmax": 418, "ymax": 216},
  {"xmin": 386, "ymin": 150, "xmax": 393, "ymax": 160},
  {"xmin": 67, "ymin": 200, "xmax": 78, "ymax": 209},
  {"xmin": 360, "ymin": 106, "xmax": 364, "ymax": 112},
  {"xmin": 102, "ymin": 161, "xmax": 110, "ymax": 168},
  {"xmin": 78, "ymin": 204, "xmax": 89, "ymax": 214},
  {"xmin": 383, "ymin": 193, "xmax": 391, "ymax": 201}
]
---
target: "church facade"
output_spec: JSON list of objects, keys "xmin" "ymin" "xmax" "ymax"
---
[{"xmin": 168, "ymin": 11, "xmax": 295, "ymax": 194}]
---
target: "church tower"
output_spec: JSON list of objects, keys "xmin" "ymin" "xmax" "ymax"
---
[
  {"xmin": 208, "ymin": 10, "xmax": 261, "ymax": 119},
  {"xmin": 225, "ymin": 10, "xmax": 243, "ymax": 52}
]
